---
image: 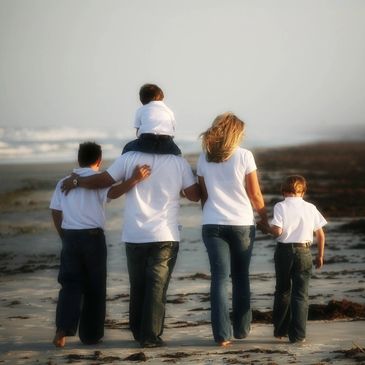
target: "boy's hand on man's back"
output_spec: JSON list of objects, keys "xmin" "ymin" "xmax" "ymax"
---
[{"xmin": 132, "ymin": 164, "xmax": 151, "ymax": 182}]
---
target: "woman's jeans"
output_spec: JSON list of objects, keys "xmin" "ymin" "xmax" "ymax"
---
[
  {"xmin": 202, "ymin": 225, "xmax": 255, "ymax": 343},
  {"xmin": 273, "ymin": 244, "xmax": 313, "ymax": 342},
  {"xmin": 125, "ymin": 241, "xmax": 179, "ymax": 346},
  {"xmin": 56, "ymin": 228, "xmax": 107, "ymax": 344}
]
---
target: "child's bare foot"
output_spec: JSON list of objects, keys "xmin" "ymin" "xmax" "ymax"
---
[
  {"xmin": 218, "ymin": 340, "xmax": 232, "ymax": 347},
  {"xmin": 53, "ymin": 331, "xmax": 66, "ymax": 348}
]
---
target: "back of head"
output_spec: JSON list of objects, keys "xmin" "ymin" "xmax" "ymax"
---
[
  {"xmin": 78, "ymin": 142, "xmax": 102, "ymax": 167},
  {"xmin": 139, "ymin": 83, "xmax": 164, "ymax": 105},
  {"xmin": 281, "ymin": 175, "xmax": 307, "ymax": 195},
  {"xmin": 200, "ymin": 112, "xmax": 245, "ymax": 163}
]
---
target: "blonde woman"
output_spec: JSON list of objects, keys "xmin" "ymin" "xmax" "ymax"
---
[{"xmin": 197, "ymin": 113, "xmax": 268, "ymax": 346}]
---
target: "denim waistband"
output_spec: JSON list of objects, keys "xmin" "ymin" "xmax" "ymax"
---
[{"xmin": 62, "ymin": 228, "xmax": 103, "ymax": 234}]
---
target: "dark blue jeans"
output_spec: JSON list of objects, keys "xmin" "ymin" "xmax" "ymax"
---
[
  {"xmin": 202, "ymin": 225, "xmax": 255, "ymax": 343},
  {"xmin": 122, "ymin": 134, "xmax": 182, "ymax": 155},
  {"xmin": 273, "ymin": 244, "xmax": 313, "ymax": 342},
  {"xmin": 125, "ymin": 241, "xmax": 179, "ymax": 347},
  {"xmin": 56, "ymin": 228, "xmax": 106, "ymax": 344}
]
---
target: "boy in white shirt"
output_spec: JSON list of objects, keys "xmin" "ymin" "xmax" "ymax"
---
[
  {"xmin": 122, "ymin": 83, "xmax": 181, "ymax": 155},
  {"xmin": 261, "ymin": 175, "xmax": 327, "ymax": 343},
  {"xmin": 50, "ymin": 142, "xmax": 150, "ymax": 348}
]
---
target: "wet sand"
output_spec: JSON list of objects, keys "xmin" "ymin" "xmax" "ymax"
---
[{"xmin": 0, "ymin": 141, "xmax": 364, "ymax": 364}]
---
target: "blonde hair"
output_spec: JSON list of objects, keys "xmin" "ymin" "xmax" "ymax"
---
[
  {"xmin": 281, "ymin": 175, "xmax": 307, "ymax": 195},
  {"xmin": 200, "ymin": 112, "xmax": 245, "ymax": 163}
]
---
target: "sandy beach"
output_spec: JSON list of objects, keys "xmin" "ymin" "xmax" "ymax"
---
[{"xmin": 0, "ymin": 142, "xmax": 364, "ymax": 365}]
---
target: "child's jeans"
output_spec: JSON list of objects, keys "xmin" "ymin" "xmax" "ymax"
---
[
  {"xmin": 273, "ymin": 243, "xmax": 313, "ymax": 342},
  {"xmin": 122, "ymin": 134, "xmax": 181, "ymax": 155}
]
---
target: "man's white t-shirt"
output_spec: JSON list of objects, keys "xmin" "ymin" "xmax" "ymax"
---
[
  {"xmin": 197, "ymin": 147, "xmax": 257, "ymax": 225},
  {"xmin": 271, "ymin": 197, "xmax": 327, "ymax": 243},
  {"xmin": 134, "ymin": 100, "xmax": 176, "ymax": 137},
  {"xmin": 107, "ymin": 152, "xmax": 196, "ymax": 243},
  {"xmin": 49, "ymin": 168, "xmax": 110, "ymax": 229}
]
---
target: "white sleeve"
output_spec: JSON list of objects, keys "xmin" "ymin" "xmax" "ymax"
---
[
  {"xmin": 106, "ymin": 156, "xmax": 126, "ymax": 182},
  {"xmin": 271, "ymin": 203, "xmax": 284, "ymax": 228},
  {"xmin": 244, "ymin": 150, "xmax": 257, "ymax": 175},
  {"xmin": 181, "ymin": 158, "xmax": 196, "ymax": 190},
  {"xmin": 134, "ymin": 108, "xmax": 142, "ymax": 129},
  {"xmin": 313, "ymin": 207, "xmax": 327, "ymax": 230},
  {"xmin": 49, "ymin": 180, "xmax": 63, "ymax": 211}
]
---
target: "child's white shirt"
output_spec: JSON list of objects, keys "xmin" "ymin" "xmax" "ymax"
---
[
  {"xmin": 134, "ymin": 100, "xmax": 176, "ymax": 137},
  {"xmin": 271, "ymin": 197, "xmax": 327, "ymax": 243},
  {"xmin": 49, "ymin": 168, "xmax": 110, "ymax": 229}
]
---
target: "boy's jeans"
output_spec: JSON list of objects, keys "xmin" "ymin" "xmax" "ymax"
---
[
  {"xmin": 56, "ymin": 228, "xmax": 106, "ymax": 344},
  {"xmin": 202, "ymin": 225, "xmax": 255, "ymax": 343},
  {"xmin": 273, "ymin": 244, "xmax": 313, "ymax": 342},
  {"xmin": 125, "ymin": 241, "xmax": 179, "ymax": 346}
]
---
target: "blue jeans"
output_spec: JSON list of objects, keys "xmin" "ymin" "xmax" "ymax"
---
[
  {"xmin": 125, "ymin": 241, "xmax": 179, "ymax": 347},
  {"xmin": 273, "ymin": 244, "xmax": 313, "ymax": 342},
  {"xmin": 56, "ymin": 228, "xmax": 106, "ymax": 344},
  {"xmin": 202, "ymin": 225, "xmax": 255, "ymax": 343}
]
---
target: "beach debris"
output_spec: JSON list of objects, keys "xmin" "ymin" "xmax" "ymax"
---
[
  {"xmin": 333, "ymin": 342, "xmax": 365, "ymax": 362},
  {"xmin": 178, "ymin": 272, "xmax": 211, "ymax": 280},
  {"xmin": 123, "ymin": 352, "xmax": 147, "ymax": 361},
  {"xmin": 309, "ymin": 299, "xmax": 365, "ymax": 320}
]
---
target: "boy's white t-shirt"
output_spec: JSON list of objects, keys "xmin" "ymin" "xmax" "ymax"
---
[
  {"xmin": 107, "ymin": 152, "xmax": 196, "ymax": 243},
  {"xmin": 134, "ymin": 100, "xmax": 176, "ymax": 137},
  {"xmin": 197, "ymin": 147, "xmax": 257, "ymax": 225},
  {"xmin": 271, "ymin": 197, "xmax": 327, "ymax": 243},
  {"xmin": 49, "ymin": 168, "xmax": 110, "ymax": 229}
]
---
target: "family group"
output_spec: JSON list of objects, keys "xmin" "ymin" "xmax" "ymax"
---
[{"xmin": 50, "ymin": 84, "xmax": 327, "ymax": 349}]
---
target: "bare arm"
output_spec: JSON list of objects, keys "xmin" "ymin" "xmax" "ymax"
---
[
  {"xmin": 61, "ymin": 171, "xmax": 116, "ymax": 195},
  {"xmin": 183, "ymin": 183, "xmax": 201, "ymax": 202},
  {"xmin": 314, "ymin": 227, "xmax": 325, "ymax": 269},
  {"xmin": 51, "ymin": 209, "xmax": 63, "ymax": 238},
  {"xmin": 107, "ymin": 165, "xmax": 151, "ymax": 199},
  {"xmin": 245, "ymin": 170, "xmax": 268, "ymax": 225},
  {"xmin": 198, "ymin": 176, "xmax": 208, "ymax": 208}
]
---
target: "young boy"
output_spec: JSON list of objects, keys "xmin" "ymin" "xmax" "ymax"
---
[
  {"xmin": 122, "ymin": 83, "xmax": 182, "ymax": 155},
  {"xmin": 263, "ymin": 175, "xmax": 327, "ymax": 343},
  {"xmin": 50, "ymin": 141, "xmax": 150, "ymax": 348}
]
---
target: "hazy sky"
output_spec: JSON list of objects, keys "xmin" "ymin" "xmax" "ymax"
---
[{"xmin": 1, "ymin": 0, "xmax": 364, "ymax": 145}]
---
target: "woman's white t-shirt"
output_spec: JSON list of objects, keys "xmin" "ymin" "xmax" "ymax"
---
[{"xmin": 197, "ymin": 147, "xmax": 257, "ymax": 226}]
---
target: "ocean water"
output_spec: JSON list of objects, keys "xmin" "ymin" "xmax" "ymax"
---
[{"xmin": 0, "ymin": 126, "xmax": 202, "ymax": 164}]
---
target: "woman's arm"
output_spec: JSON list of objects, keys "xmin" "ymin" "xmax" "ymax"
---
[
  {"xmin": 245, "ymin": 170, "xmax": 268, "ymax": 224},
  {"xmin": 198, "ymin": 176, "xmax": 208, "ymax": 208}
]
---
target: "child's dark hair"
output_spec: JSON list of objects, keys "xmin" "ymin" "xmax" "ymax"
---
[
  {"xmin": 139, "ymin": 83, "xmax": 164, "ymax": 105},
  {"xmin": 78, "ymin": 142, "xmax": 102, "ymax": 167},
  {"xmin": 281, "ymin": 175, "xmax": 307, "ymax": 195}
]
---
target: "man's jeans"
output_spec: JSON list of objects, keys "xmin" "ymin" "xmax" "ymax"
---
[
  {"xmin": 56, "ymin": 228, "xmax": 106, "ymax": 344},
  {"xmin": 125, "ymin": 241, "xmax": 179, "ymax": 346},
  {"xmin": 202, "ymin": 225, "xmax": 255, "ymax": 343},
  {"xmin": 273, "ymin": 244, "xmax": 313, "ymax": 342}
]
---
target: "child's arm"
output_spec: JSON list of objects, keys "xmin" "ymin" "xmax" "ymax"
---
[
  {"xmin": 198, "ymin": 176, "xmax": 208, "ymax": 208},
  {"xmin": 314, "ymin": 227, "xmax": 325, "ymax": 269},
  {"xmin": 51, "ymin": 209, "xmax": 63, "ymax": 238},
  {"xmin": 107, "ymin": 164, "xmax": 151, "ymax": 200}
]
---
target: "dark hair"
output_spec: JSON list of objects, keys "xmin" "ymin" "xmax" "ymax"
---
[
  {"xmin": 139, "ymin": 83, "xmax": 164, "ymax": 105},
  {"xmin": 78, "ymin": 142, "xmax": 102, "ymax": 167}
]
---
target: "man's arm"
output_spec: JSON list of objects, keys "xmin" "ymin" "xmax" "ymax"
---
[
  {"xmin": 51, "ymin": 209, "xmax": 63, "ymax": 238},
  {"xmin": 107, "ymin": 165, "xmax": 151, "ymax": 199},
  {"xmin": 61, "ymin": 171, "xmax": 115, "ymax": 194},
  {"xmin": 198, "ymin": 176, "xmax": 207, "ymax": 207},
  {"xmin": 183, "ymin": 183, "xmax": 201, "ymax": 202}
]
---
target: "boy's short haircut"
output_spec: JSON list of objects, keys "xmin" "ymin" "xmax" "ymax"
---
[
  {"xmin": 281, "ymin": 175, "xmax": 307, "ymax": 195},
  {"xmin": 139, "ymin": 84, "xmax": 164, "ymax": 105},
  {"xmin": 78, "ymin": 142, "xmax": 102, "ymax": 167}
]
